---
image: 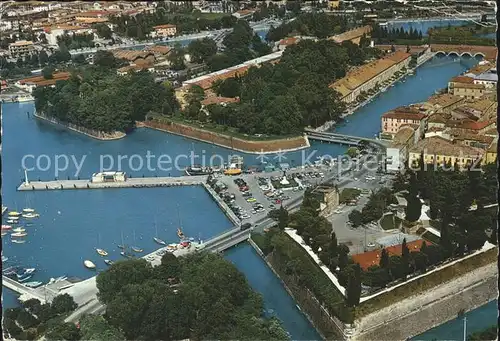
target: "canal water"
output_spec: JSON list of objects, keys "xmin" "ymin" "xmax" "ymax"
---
[
  {"xmin": 387, "ymin": 19, "xmax": 474, "ymax": 36},
  {"xmin": 1, "ymin": 55, "xmax": 494, "ymax": 339}
]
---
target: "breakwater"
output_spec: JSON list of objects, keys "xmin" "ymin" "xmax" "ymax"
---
[
  {"xmin": 34, "ymin": 111, "xmax": 126, "ymax": 141},
  {"xmin": 139, "ymin": 119, "xmax": 310, "ymax": 154}
]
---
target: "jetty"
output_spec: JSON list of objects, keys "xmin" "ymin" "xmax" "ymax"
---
[{"xmin": 18, "ymin": 175, "xmax": 206, "ymax": 191}]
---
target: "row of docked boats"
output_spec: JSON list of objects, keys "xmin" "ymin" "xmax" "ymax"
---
[
  {"xmin": 3, "ymin": 265, "xmax": 43, "ymax": 288},
  {"xmin": 2, "ymin": 208, "xmax": 40, "ymax": 243}
]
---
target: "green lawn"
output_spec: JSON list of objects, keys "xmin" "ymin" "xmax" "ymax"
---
[
  {"xmin": 199, "ymin": 13, "xmax": 231, "ymax": 19},
  {"xmin": 380, "ymin": 213, "xmax": 400, "ymax": 230},
  {"xmin": 339, "ymin": 188, "xmax": 361, "ymax": 204}
]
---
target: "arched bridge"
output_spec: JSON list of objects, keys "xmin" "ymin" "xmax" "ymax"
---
[
  {"xmin": 304, "ymin": 129, "xmax": 387, "ymax": 150},
  {"xmin": 430, "ymin": 44, "xmax": 496, "ymax": 60}
]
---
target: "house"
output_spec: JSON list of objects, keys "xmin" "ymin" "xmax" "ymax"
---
[
  {"xmin": 448, "ymin": 76, "xmax": 487, "ymax": 100},
  {"xmin": 385, "ymin": 126, "xmax": 418, "ymax": 173},
  {"xmin": 381, "ymin": 108, "xmax": 427, "ymax": 136},
  {"xmin": 44, "ymin": 25, "xmax": 95, "ymax": 46},
  {"xmin": 8, "ymin": 40, "xmax": 35, "ymax": 56},
  {"xmin": 112, "ymin": 50, "xmax": 155, "ymax": 66},
  {"xmin": 408, "ymin": 136, "xmax": 484, "ymax": 169},
  {"xmin": 116, "ymin": 64, "xmax": 155, "ymax": 76},
  {"xmin": 472, "ymin": 69, "xmax": 497, "ymax": 89},
  {"xmin": 152, "ymin": 24, "xmax": 177, "ymax": 38},
  {"xmin": 278, "ymin": 37, "xmax": 300, "ymax": 51},
  {"xmin": 311, "ymin": 185, "xmax": 340, "ymax": 216},
  {"xmin": 330, "ymin": 51, "xmax": 411, "ymax": 104},
  {"xmin": 328, "ymin": 25, "xmax": 372, "ymax": 45},
  {"xmin": 16, "ymin": 72, "xmax": 71, "ymax": 93}
]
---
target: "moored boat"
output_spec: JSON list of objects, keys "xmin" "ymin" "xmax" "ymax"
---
[
  {"xmin": 2, "ymin": 225, "xmax": 12, "ymax": 230},
  {"xmin": 12, "ymin": 239, "xmax": 26, "ymax": 244},
  {"xmin": 24, "ymin": 281, "xmax": 43, "ymax": 288},
  {"xmin": 96, "ymin": 248, "xmax": 108, "ymax": 256},
  {"xmin": 18, "ymin": 274, "xmax": 33, "ymax": 282},
  {"xmin": 120, "ymin": 251, "xmax": 134, "ymax": 258},
  {"xmin": 1, "ymin": 232, "xmax": 7, "ymax": 236},
  {"xmin": 8, "ymin": 211, "xmax": 21, "ymax": 217},
  {"xmin": 22, "ymin": 213, "xmax": 39, "ymax": 219},
  {"xmin": 84, "ymin": 260, "xmax": 96, "ymax": 269},
  {"xmin": 131, "ymin": 247, "xmax": 143, "ymax": 253},
  {"xmin": 177, "ymin": 228, "xmax": 185, "ymax": 239},
  {"xmin": 153, "ymin": 237, "xmax": 166, "ymax": 245},
  {"xmin": 117, "ymin": 244, "xmax": 125, "ymax": 249},
  {"xmin": 6, "ymin": 219, "xmax": 17, "ymax": 224},
  {"xmin": 104, "ymin": 259, "xmax": 114, "ymax": 266},
  {"xmin": 22, "ymin": 208, "xmax": 35, "ymax": 213},
  {"xmin": 13, "ymin": 227, "xmax": 26, "ymax": 233},
  {"xmin": 185, "ymin": 165, "xmax": 214, "ymax": 176},
  {"xmin": 2, "ymin": 255, "xmax": 8, "ymax": 262},
  {"xmin": 11, "ymin": 232, "xmax": 27, "ymax": 237}
]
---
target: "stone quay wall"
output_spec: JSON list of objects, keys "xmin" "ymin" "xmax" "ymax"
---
[{"xmin": 352, "ymin": 262, "xmax": 498, "ymax": 341}]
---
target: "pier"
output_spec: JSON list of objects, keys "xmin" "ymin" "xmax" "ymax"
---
[{"xmin": 17, "ymin": 175, "xmax": 206, "ymax": 191}]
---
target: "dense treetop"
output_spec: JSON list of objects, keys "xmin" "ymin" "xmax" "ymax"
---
[
  {"xmin": 96, "ymin": 254, "xmax": 288, "ymax": 340},
  {"xmin": 33, "ymin": 52, "xmax": 179, "ymax": 133}
]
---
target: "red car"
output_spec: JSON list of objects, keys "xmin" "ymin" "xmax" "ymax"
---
[{"xmin": 275, "ymin": 199, "xmax": 281, "ymax": 205}]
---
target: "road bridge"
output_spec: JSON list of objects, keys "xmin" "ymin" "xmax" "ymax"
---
[{"xmin": 304, "ymin": 129, "xmax": 388, "ymax": 149}]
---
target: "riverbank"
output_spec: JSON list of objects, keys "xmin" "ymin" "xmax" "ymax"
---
[
  {"xmin": 138, "ymin": 119, "xmax": 310, "ymax": 154},
  {"xmin": 34, "ymin": 111, "xmax": 126, "ymax": 141}
]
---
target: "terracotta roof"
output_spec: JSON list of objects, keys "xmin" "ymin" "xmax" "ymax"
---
[
  {"xmin": 112, "ymin": 50, "xmax": 154, "ymax": 61},
  {"xmin": 382, "ymin": 111, "xmax": 426, "ymax": 121},
  {"xmin": 391, "ymin": 127, "xmax": 415, "ymax": 147},
  {"xmin": 484, "ymin": 128, "xmax": 498, "ymax": 137},
  {"xmin": 452, "ymin": 133, "xmax": 494, "ymax": 145},
  {"xmin": 427, "ymin": 126, "xmax": 445, "ymax": 133},
  {"xmin": 279, "ymin": 37, "xmax": 299, "ymax": 46},
  {"xmin": 449, "ymin": 76, "xmax": 475, "ymax": 84},
  {"xmin": 191, "ymin": 65, "xmax": 250, "ymax": 90},
  {"xmin": 453, "ymin": 83, "xmax": 485, "ymax": 90},
  {"xmin": 447, "ymin": 119, "xmax": 495, "ymax": 131},
  {"xmin": 352, "ymin": 240, "xmax": 427, "ymax": 270},
  {"xmin": 330, "ymin": 51, "xmax": 411, "ymax": 96},
  {"xmin": 19, "ymin": 72, "xmax": 71, "ymax": 85},
  {"xmin": 76, "ymin": 10, "xmax": 113, "ymax": 17},
  {"xmin": 426, "ymin": 94, "xmax": 463, "ymax": 108},
  {"xmin": 329, "ymin": 25, "xmax": 372, "ymax": 43},
  {"xmin": 145, "ymin": 45, "xmax": 172, "ymax": 55},
  {"xmin": 428, "ymin": 114, "xmax": 448, "ymax": 124},
  {"xmin": 409, "ymin": 136, "xmax": 484, "ymax": 157},
  {"xmin": 201, "ymin": 96, "xmax": 240, "ymax": 106},
  {"xmin": 153, "ymin": 24, "xmax": 176, "ymax": 30}
]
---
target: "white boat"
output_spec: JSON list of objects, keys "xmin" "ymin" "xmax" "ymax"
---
[
  {"xmin": 96, "ymin": 248, "xmax": 108, "ymax": 256},
  {"xmin": 1, "ymin": 232, "xmax": 7, "ymax": 236},
  {"xmin": 8, "ymin": 211, "xmax": 21, "ymax": 217},
  {"xmin": 84, "ymin": 260, "xmax": 96, "ymax": 269},
  {"xmin": 6, "ymin": 219, "xmax": 17, "ymax": 224},
  {"xmin": 22, "ymin": 208, "xmax": 35, "ymax": 213},
  {"xmin": 12, "ymin": 239, "xmax": 25, "ymax": 244},
  {"xmin": 13, "ymin": 227, "xmax": 26, "ymax": 233},
  {"xmin": 2, "ymin": 256, "xmax": 8, "ymax": 262},
  {"xmin": 11, "ymin": 232, "xmax": 27, "ymax": 237},
  {"xmin": 18, "ymin": 275, "xmax": 32, "ymax": 282},
  {"xmin": 22, "ymin": 213, "xmax": 39, "ymax": 219},
  {"xmin": 2, "ymin": 225, "xmax": 12, "ymax": 230},
  {"xmin": 24, "ymin": 281, "xmax": 43, "ymax": 288},
  {"xmin": 23, "ymin": 268, "xmax": 36, "ymax": 275}
]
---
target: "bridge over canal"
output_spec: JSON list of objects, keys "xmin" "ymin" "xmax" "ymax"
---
[{"xmin": 304, "ymin": 129, "xmax": 388, "ymax": 149}]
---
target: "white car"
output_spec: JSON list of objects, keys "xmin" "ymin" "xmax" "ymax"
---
[{"xmin": 367, "ymin": 242, "xmax": 375, "ymax": 247}]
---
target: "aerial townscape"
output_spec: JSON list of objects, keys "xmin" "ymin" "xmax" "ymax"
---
[{"xmin": 1, "ymin": 0, "xmax": 498, "ymax": 340}]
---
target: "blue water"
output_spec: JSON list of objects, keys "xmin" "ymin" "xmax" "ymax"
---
[
  {"xmin": 387, "ymin": 19, "xmax": 473, "ymax": 36},
  {"xmin": 226, "ymin": 244, "xmax": 322, "ymax": 340},
  {"xmin": 1, "ymin": 55, "xmax": 494, "ymax": 339},
  {"xmin": 413, "ymin": 300, "xmax": 498, "ymax": 340}
]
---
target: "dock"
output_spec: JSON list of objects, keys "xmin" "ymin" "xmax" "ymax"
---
[{"xmin": 17, "ymin": 175, "xmax": 206, "ymax": 191}]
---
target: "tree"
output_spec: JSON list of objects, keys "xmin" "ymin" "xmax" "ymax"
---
[
  {"xmin": 337, "ymin": 244, "xmax": 350, "ymax": 270},
  {"xmin": 188, "ymin": 38, "xmax": 217, "ymax": 64},
  {"xmin": 93, "ymin": 23, "xmax": 113, "ymax": 39},
  {"xmin": 346, "ymin": 147, "xmax": 359, "ymax": 158},
  {"xmin": 45, "ymin": 323, "xmax": 80, "ymax": 341},
  {"xmin": 277, "ymin": 205, "xmax": 289, "ymax": 230},
  {"xmin": 348, "ymin": 209, "xmax": 363, "ymax": 227},
  {"xmin": 159, "ymin": 252, "xmax": 182, "ymax": 280},
  {"xmin": 93, "ymin": 50, "xmax": 116, "ymax": 68},
  {"xmin": 346, "ymin": 264, "xmax": 362, "ymax": 306},
  {"xmin": 42, "ymin": 66, "xmax": 54, "ymax": 79},
  {"xmin": 379, "ymin": 248, "xmax": 389, "ymax": 269},
  {"xmin": 79, "ymin": 315, "xmax": 125, "ymax": 341},
  {"xmin": 401, "ymin": 238, "xmax": 410, "ymax": 278},
  {"xmin": 50, "ymin": 294, "xmax": 77, "ymax": 315}
]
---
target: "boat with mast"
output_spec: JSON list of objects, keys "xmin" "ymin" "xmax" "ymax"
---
[
  {"xmin": 153, "ymin": 217, "xmax": 166, "ymax": 245},
  {"xmin": 117, "ymin": 231, "xmax": 125, "ymax": 249},
  {"xmin": 23, "ymin": 192, "xmax": 35, "ymax": 213},
  {"xmin": 119, "ymin": 231, "xmax": 134, "ymax": 258},
  {"xmin": 177, "ymin": 206, "xmax": 186, "ymax": 240},
  {"xmin": 131, "ymin": 230, "xmax": 143, "ymax": 253},
  {"xmin": 95, "ymin": 233, "xmax": 108, "ymax": 256}
]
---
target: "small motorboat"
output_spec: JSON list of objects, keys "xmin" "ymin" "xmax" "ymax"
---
[
  {"xmin": 22, "ymin": 208, "xmax": 35, "ymax": 213},
  {"xmin": 11, "ymin": 232, "xmax": 27, "ymax": 237},
  {"xmin": 1, "ymin": 232, "xmax": 7, "ymax": 236},
  {"xmin": 120, "ymin": 251, "xmax": 133, "ymax": 259},
  {"xmin": 84, "ymin": 260, "xmax": 96, "ymax": 269},
  {"xmin": 22, "ymin": 213, "xmax": 39, "ymax": 219},
  {"xmin": 11, "ymin": 239, "xmax": 26, "ymax": 244},
  {"xmin": 117, "ymin": 244, "xmax": 125, "ymax": 249},
  {"xmin": 96, "ymin": 248, "xmax": 108, "ymax": 256},
  {"xmin": 24, "ymin": 281, "xmax": 43, "ymax": 288},
  {"xmin": 18, "ymin": 274, "xmax": 33, "ymax": 282},
  {"xmin": 13, "ymin": 227, "xmax": 26, "ymax": 233},
  {"xmin": 6, "ymin": 219, "xmax": 17, "ymax": 224},
  {"xmin": 8, "ymin": 211, "xmax": 21, "ymax": 217},
  {"xmin": 104, "ymin": 259, "xmax": 114, "ymax": 266},
  {"xmin": 153, "ymin": 237, "xmax": 166, "ymax": 245},
  {"xmin": 55, "ymin": 276, "xmax": 67, "ymax": 282},
  {"xmin": 2, "ymin": 256, "xmax": 8, "ymax": 262},
  {"xmin": 1, "ymin": 225, "xmax": 12, "ymax": 230},
  {"xmin": 131, "ymin": 247, "xmax": 143, "ymax": 253}
]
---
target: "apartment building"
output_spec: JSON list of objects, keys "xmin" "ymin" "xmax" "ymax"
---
[
  {"xmin": 152, "ymin": 24, "xmax": 177, "ymax": 38},
  {"xmin": 408, "ymin": 136, "xmax": 484, "ymax": 169},
  {"xmin": 8, "ymin": 40, "xmax": 35, "ymax": 57},
  {"xmin": 448, "ymin": 76, "xmax": 487, "ymax": 99},
  {"xmin": 44, "ymin": 25, "xmax": 95, "ymax": 46},
  {"xmin": 381, "ymin": 108, "xmax": 426, "ymax": 136},
  {"xmin": 330, "ymin": 51, "xmax": 412, "ymax": 104},
  {"xmin": 386, "ymin": 126, "xmax": 419, "ymax": 172}
]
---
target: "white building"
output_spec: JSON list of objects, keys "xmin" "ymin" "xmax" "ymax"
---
[
  {"xmin": 472, "ymin": 69, "xmax": 497, "ymax": 89},
  {"xmin": 385, "ymin": 126, "xmax": 419, "ymax": 173}
]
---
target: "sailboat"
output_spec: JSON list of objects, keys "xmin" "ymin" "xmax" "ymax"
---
[
  {"xmin": 153, "ymin": 218, "xmax": 166, "ymax": 245},
  {"xmin": 13, "ymin": 227, "xmax": 26, "ymax": 233},
  {"xmin": 23, "ymin": 195, "xmax": 35, "ymax": 213},
  {"xmin": 177, "ymin": 206, "xmax": 186, "ymax": 240},
  {"xmin": 119, "ymin": 232, "xmax": 134, "ymax": 258},
  {"xmin": 131, "ymin": 230, "xmax": 143, "ymax": 253},
  {"xmin": 104, "ymin": 259, "xmax": 114, "ymax": 266},
  {"xmin": 95, "ymin": 233, "xmax": 108, "ymax": 256},
  {"xmin": 12, "ymin": 239, "xmax": 26, "ymax": 244}
]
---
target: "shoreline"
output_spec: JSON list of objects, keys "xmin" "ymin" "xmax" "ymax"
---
[
  {"xmin": 33, "ymin": 111, "xmax": 126, "ymax": 141},
  {"xmin": 138, "ymin": 120, "xmax": 311, "ymax": 154}
]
